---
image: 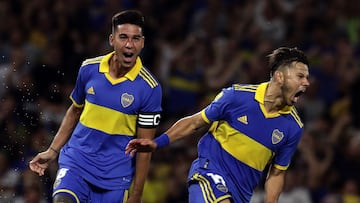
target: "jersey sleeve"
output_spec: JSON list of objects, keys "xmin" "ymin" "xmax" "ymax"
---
[
  {"xmin": 203, "ymin": 87, "xmax": 234, "ymax": 122},
  {"xmin": 137, "ymin": 84, "xmax": 162, "ymax": 128},
  {"xmin": 273, "ymin": 128, "xmax": 303, "ymax": 170},
  {"xmin": 69, "ymin": 66, "xmax": 87, "ymax": 107}
]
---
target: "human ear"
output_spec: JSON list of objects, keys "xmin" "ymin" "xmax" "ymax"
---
[
  {"xmin": 141, "ymin": 36, "xmax": 145, "ymax": 49},
  {"xmin": 275, "ymin": 70, "xmax": 284, "ymax": 85},
  {"xmin": 109, "ymin": 34, "xmax": 114, "ymax": 46}
]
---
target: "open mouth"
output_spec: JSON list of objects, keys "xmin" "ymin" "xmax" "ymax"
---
[
  {"xmin": 292, "ymin": 90, "xmax": 305, "ymax": 103},
  {"xmin": 294, "ymin": 90, "xmax": 305, "ymax": 98},
  {"xmin": 124, "ymin": 52, "xmax": 133, "ymax": 57},
  {"xmin": 123, "ymin": 52, "xmax": 134, "ymax": 63}
]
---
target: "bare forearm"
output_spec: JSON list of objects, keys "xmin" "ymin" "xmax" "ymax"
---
[
  {"xmin": 264, "ymin": 181, "xmax": 282, "ymax": 203},
  {"xmin": 50, "ymin": 105, "xmax": 82, "ymax": 151},
  {"xmin": 131, "ymin": 127, "xmax": 156, "ymax": 196},
  {"xmin": 264, "ymin": 167, "xmax": 285, "ymax": 203},
  {"xmin": 131, "ymin": 152, "xmax": 151, "ymax": 197},
  {"xmin": 125, "ymin": 113, "xmax": 208, "ymax": 155},
  {"xmin": 165, "ymin": 112, "xmax": 208, "ymax": 143}
]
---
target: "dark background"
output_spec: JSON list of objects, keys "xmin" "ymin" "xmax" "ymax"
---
[{"xmin": 1, "ymin": 0, "xmax": 360, "ymax": 202}]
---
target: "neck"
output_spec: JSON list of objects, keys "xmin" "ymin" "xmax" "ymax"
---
[
  {"xmin": 109, "ymin": 55, "xmax": 130, "ymax": 78},
  {"xmin": 264, "ymin": 82, "xmax": 286, "ymax": 113}
]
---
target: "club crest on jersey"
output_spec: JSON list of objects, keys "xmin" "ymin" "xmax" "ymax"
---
[
  {"xmin": 216, "ymin": 184, "xmax": 229, "ymax": 193},
  {"xmin": 272, "ymin": 129, "xmax": 284, "ymax": 144},
  {"xmin": 121, "ymin": 93, "xmax": 134, "ymax": 108}
]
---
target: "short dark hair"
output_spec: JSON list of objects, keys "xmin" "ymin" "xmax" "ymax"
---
[
  {"xmin": 111, "ymin": 10, "xmax": 145, "ymax": 33},
  {"xmin": 268, "ymin": 47, "xmax": 309, "ymax": 77}
]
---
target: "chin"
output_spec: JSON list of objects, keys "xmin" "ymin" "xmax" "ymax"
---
[
  {"xmin": 122, "ymin": 62, "xmax": 135, "ymax": 68},
  {"xmin": 288, "ymin": 101, "xmax": 295, "ymax": 106}
]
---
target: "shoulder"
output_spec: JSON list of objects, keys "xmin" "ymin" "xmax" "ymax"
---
[
  {"xmin": 213, "ymin": 84, "xmax": 257, "ymax": 105},
  {"xmin": 288, "ymin": 107, "xmax": 304, "ymax": 129},
  {"xmin": 77, "ymin": 55, "xmax": 103, "ymax": 75},
  {"xmin": 233, "ymin": 83, "xmax": 259, "ymax": 93},
  {"xmin": 137, "ymin": 66, "xmax": 160, "ymax": 89},
  {"xmin": 219, "ymin": 84, "xmax": 258, "ymax": 99},
  {"xmin": 81, "ymin": 55, "xmax": 103, "ymax": 67}
]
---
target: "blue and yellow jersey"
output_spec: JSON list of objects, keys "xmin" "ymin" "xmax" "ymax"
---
[
  {"xmin": 58, "ymin": 52, "xmax": 162, "ymax": 190},
  {"xmin": 192, "ymin": 82, "xmax": 303, "ymax": 202}
]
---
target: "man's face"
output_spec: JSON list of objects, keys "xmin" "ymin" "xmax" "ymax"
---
[
  {"xmin": 281, "ymin": 62, "xmax": 310, "ymax": 106},
  {"xmin": 109, "ymin": 24, "xmax": 144, "ymax": 69}
]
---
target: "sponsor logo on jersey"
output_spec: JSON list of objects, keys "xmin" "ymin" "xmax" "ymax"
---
[
  {"xmin": 87, "ymin": 86, "xmax": 95, "ymax": 95},
  {"xmin": 216, "ymin": 184, "xmax": 229, "ymax": 193},
  {"xmin": 237, "ymin": 115, "xmax": 248, "ymax": 124}
]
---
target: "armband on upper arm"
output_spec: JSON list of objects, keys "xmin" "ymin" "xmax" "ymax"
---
[{"xmin": 137, "ymin": 112, "xmax": 161, "ymax": 128}]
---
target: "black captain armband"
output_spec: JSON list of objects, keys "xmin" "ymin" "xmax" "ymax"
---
[{"xmin": 137, "ymin": 112, "xmax": 161, "ymax": 128}]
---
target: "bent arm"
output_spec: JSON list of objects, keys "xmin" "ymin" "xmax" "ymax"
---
[
  {"xmin": 125, "ymin": 111, "xmax": 210, "ymax": 155},
  {"xmin": 264, "ymin": 166, "xmax": 286, "ymax": 203},
  {"xmin": 49, "ymin": 104, "xmax": 83, "ymax": 152},
  {"xmin": 165, "ymin": 112, "xmax": 210, "ymax": 144},
  {"xmin": 29, "ymin": 104, "xmax": 83, "ymax": 176}
]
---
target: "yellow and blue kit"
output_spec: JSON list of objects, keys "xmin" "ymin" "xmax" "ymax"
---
[
  {"xmin": 56, "ymin": 52, "xmax": 162, "ymax": 192},
  {"xmin": 188, "ymin": 83, "xmax": 303, "ymax": 203}
]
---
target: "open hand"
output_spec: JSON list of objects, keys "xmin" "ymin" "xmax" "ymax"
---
[
  {"xmin": 29, "ymin": 149, "xmax": 57, "ymax": 176},
  {"xmin": 125, "ymin": 138, "xmax": 157, "ymax": 157}
]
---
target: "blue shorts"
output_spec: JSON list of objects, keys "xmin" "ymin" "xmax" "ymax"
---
[
  {"xmin": 188, "ymin": 172, "xmax": 233, "ymax": 203},
  {"xmin": 53, "ymin": 168, "xmax": 129, "ymax": 203}
]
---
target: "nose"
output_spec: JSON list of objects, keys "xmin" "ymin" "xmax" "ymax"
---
[
  {"xmin": 125, "ymin": 39, "xmax": 134, "ymax": 48},
  {"xmin": 303, "ymin": 77, "xmax": 310, "ymax": 87}
]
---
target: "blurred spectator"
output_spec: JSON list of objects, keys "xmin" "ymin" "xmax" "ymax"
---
[
  {"xmin": 14, "ymin": 169, "xmax": 48, "ymax": 203},
  {"xmin": 341, "ymin": 179, "xmax": 360, "ymax": 203},
  {"xmin": 350, "ymin": 76, "xmax": 360, "ymax": 129},
  {"xmin": 278, "ymin": 169, "xmax": 313, "ymax": 203},
  {"xmin": 1, "ymin": 1, "xmax": 360, "ymax": 202},
  {"xmin": 0, "ymin": 151, "xmax": 21, "ymax": 202},
  {"xmin": 250, "ymin": 169, "xmax": 313, "ymax": 203},
  {"xmin": 163, "ymin": 37, "xmax": 205, "ymax": 119},
  {"xmin": 31, "ymin": 42, "xmax": 68, "ymax": 133},
  {"xmin": 297, "ymin": 77, "xmax": 326, "ymax": 124},
  {"xmin": 298, "ymin": 124, "xmax": 335, "ymax": 202},
  {"xmin": 253, "ymin": 0, "xmax": 286, "ymax": 45}
]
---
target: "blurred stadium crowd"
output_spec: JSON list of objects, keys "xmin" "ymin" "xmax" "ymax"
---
[{"xmin": 1, "ymin": 0, "xmax": 360, "ymax": 202}]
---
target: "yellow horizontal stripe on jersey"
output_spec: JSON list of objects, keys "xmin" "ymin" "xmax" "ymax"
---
[
  {"xmin": 210, "ymin": 121, "xmax": 273, "ymax": 171},
  {"xmin": 80, "ymin": 100, "xmax": 137, "ymax": 136}
]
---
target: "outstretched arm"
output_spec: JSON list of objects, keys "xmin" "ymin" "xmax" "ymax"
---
[
  {"xmin": 126, "ymin": 112, "xmax": 209, "ymax": 156},
  {"xmin": 165, "ymin": 112, "xmax": 209, "ymax": 143}
]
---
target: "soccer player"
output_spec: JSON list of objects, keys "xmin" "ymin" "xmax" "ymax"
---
[
  {"xmin": 126, "ymin": 47, "xmax": 310, "ymax": 203},
  {"xmin": 29, "ymin": 10, "xmax": 162, "ymax": 203}
]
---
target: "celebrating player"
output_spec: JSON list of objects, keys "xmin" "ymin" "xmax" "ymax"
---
[
  {"xmin": 29, "ymin": 10, "xmax": 162, "ymax": 203},
  {"xmin": 126, "ymin": 47, "xmax": 310, "ymax": 203}
]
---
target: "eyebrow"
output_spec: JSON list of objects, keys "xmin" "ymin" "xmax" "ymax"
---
[{"xmin": 118, "ymin": 33, "xmax": 143, "ymax": 37}]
